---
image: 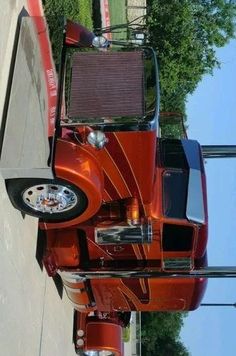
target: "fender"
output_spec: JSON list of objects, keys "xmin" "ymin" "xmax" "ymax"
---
[{"xmin": 43, "ymin": 138, "xmax": 104, "ymax": 229}]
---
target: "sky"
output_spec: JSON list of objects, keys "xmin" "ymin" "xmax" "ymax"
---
[{"xmin": 181, "ymin": 40, "xmax": 236, "ymax": 356}]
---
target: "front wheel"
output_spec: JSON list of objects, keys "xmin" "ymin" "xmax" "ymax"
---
[{"xmin": 6, "ymin": 178, "xmax": 88, "ymax": 221}]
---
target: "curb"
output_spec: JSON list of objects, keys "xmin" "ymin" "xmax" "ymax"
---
[{"xmin": 27, "ymin": 0, "xmax": 57, "ymax": 136}]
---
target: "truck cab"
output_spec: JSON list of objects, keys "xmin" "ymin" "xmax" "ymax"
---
[
  {"xmin": 0, "ymin": 18, "xmax": 208, "ymax": 356},
  {"xmin": 43, "ymin": 133, "xmax": 208, "ymax": 355},
  {"xmin": 44, "ymin": 135, "xmax": 208, "ymax": 310}
]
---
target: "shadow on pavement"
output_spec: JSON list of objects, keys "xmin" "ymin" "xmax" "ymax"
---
[
  {"xmin": 36, "ymin": 227, "xmax": 64, "ymax": 299},
  {"xmin": 52, "ymin": 274, "xmax": 64, "ymax": 300},
  {"xmin": 36, "ymin": 228, "xmax": 46, "ymax": 271}
]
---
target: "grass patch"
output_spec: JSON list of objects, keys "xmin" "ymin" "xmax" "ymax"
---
[
  {"xmin": 43, "ymin": 0, "xmax": 93, "ymax": 68},
  {"xmin": 108, "ymin": 0, "xmax": 128, "ymax": 40},
  {"xmin": 77, "ymin": 0, "xmax": 93, "ymax": 29},
  {"xmin": 43, "ymin": 0, "xmax": 93, "ymax": 28},
  {"xmin": 122, "ymin": 326, "xmax": 131, "ymax": 342}
]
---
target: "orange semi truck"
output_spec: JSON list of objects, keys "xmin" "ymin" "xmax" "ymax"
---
[{"xmin": 1, "ymin": 18, "xmax": 210, "ymax": 355}]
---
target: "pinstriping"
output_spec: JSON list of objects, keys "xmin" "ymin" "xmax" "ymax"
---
[
  {"xmin": 132, "ymin": 245, "xmax": 143, "ymax": 260},
  {"xmin": 119, "ymin": 280, "xmax": 141, "ymax": 310},
  {"xmin": 103, "ymin": 188, "xmax": 112, "ymax": 202},
  {"xmin": 103, "ymin": 146, "xmax": 132, "ymax": 196},
  {"xmin": 88, "ymin": 238, "xmax": 114, "ymax": 260},
  {"xmin": 114, "ymin": 133, "xmax": 143, "ymax": 201},
  {"xmin": 113, "ymin": 133, "xmax": 149, "ymax": 216},
  {"xmin": 104, "ymin": 172, "xmax": 122, "ymax": 200},
  {"xmin": 116, "ymin": 287, "xmax": 131, "ymax": 310},
  {"xmin": 139, "ymin": 278, "xmax": 148, "ymax": 294},
  {"xmin": 105, "ymin": 134, "xmax": 141, "ymax": 201}
]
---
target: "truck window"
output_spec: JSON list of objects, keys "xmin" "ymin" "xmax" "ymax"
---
[
  {"xmin": 163, "ymin": 170, "xmax": 188, "ymax": 219},
  {"xmin": 160, "ymin": 139, "xmax": 188, "ymax": 169},
  {"xmin": 162, "ymin": 223, "xmax": 193, "ymax": 251}
]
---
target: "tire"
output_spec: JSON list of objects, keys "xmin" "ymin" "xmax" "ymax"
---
[{"xmin": 6, "ymin": 178, "xmax": 88, "ymax": 222}]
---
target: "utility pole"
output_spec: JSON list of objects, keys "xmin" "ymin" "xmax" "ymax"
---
[
  {"xmin": 201, "ymin": 302, "xmax": 236, "ymax": 308},
  {"xmin": 201, "ymin": 145, "xmax": 236, "ymax": 159}
]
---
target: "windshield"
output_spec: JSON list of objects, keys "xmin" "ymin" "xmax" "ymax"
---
[
  {"xmin": 160, "ymin": 139, "xmax": 188, "ymax": 169},
  {"xmin": 163, "ymin": 170, "xmax": 188, "ymax": 219}
]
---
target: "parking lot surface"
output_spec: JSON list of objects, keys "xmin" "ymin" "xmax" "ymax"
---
[{"xmin": 0, "ymin": 1, "xmax": 76, "ymax": 355}]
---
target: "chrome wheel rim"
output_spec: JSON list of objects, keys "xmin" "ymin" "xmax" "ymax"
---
[{"xmin": 22, "ymin": 183, "xmax": 78, "ymax": 214}]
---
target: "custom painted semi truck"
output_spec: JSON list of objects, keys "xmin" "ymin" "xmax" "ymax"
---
[{"xmin": 0, "ymin": 18, "xmax": 210, "ymax": 356}]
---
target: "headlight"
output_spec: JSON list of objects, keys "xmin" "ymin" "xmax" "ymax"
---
[
  {"xmin": 87, "ymin": 130, "xmax": 108, "ymax": 149},
  {"xmin": 92, "ymin": 35, "xmax": 110, "ymax": 48}
]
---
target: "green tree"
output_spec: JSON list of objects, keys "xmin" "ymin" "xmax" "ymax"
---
[
  {"xmin": 154, "ymin": 336, "xmax": 189, "ymax": 356},
  {"xmin": 146, "ymin": 0, "xmax": 236, "ymax": 111},
  {"xmin": 141, "ymin": 312, "xmax": 189, "ymax": 356}
]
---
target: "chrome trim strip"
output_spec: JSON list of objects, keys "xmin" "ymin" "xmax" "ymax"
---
[
  {"xmin": 59, "ymin": 267, "xmax": 236, "ymax": 279},
  {"xmin": 63, "ymin": 285, "xmax": 83, "ymax": 294},
  {"xmin": 163, "ymin": 258, "xmax": 193, "ymax": 271},
  {"xmin": 58, "ymin": 271, "xmax": 86, "ymax": 283},
  {"xmin": 95, "ymin": 222, "xmax": 152, "ymax": 245}
]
